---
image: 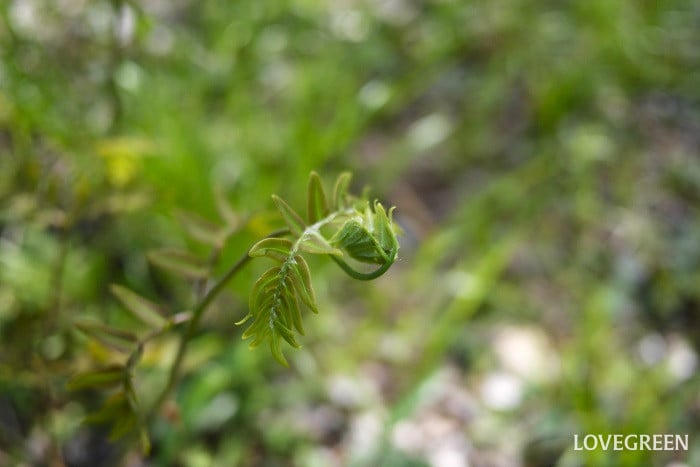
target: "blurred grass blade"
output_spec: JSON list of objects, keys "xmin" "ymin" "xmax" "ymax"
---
[
  {"xmin": 147, "ymin": 249, "xmax": 208, "ymax": 279},
  {"xmin": 110, "ymin": 284, "xmax": 167, "ymax": 328},
  {"xmin": 67, "ymin": 365, "xmax": 125, "ymax": 391}
]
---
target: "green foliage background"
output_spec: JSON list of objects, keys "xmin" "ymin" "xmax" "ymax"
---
[{"xmin": 1, "ymin": 0, "xmax": 699, "ymax": 465}]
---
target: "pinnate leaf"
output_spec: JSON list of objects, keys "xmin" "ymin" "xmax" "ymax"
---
[
  {"xmin": 272, "ymin": 195, "xmax": 305, "ymax": 236},
  {"xmin": 249, "ymin": 237, "xmax": 293, "ymax": 262},
  {"xmin": 243, "ymin": 171, "xmax": 400, "ymax": 366},
  {"xmin": 281, "ymin": 288, "xmax": 304, "ymax": 335},
  {"xmin": 239, "ymin": 254, "xmax": 318, "ymax": 365},
  {"xmin": 289, "ymin": 255, "xmax": 317, "ymax": 312},
  {"xmin": 307, "ymin": 171, "xmax": 329, "ymax": 223},
  {"xmin": 269, "ymin": 330, "xmax": 288, "ymax": 366},
  {"xmin": 298, "ymin": 231, "xmax": 343, "ymax": 256}
]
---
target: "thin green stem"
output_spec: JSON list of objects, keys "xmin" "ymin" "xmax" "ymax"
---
[
  {"xmin": 147, "ymin": 229, "xmax": 289, "ymax": 421},
  {"xmin": 141, "ymin": 311, "xmax": 193, "ymax": 344},
  {"xmin": 330, "ymin": 254, "xmax": 395, "ymax": 280}
]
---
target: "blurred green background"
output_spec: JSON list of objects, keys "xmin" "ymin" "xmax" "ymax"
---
[{"xmin": 1, "ymin": 0, "xmax": 700, "ymax": 466}]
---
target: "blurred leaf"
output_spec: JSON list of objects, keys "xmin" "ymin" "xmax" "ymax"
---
[
  {"xmin": 96, "ymin": 137, "xmax": 155, "ymax": 187},
  {"xmin": 67, "ymin": 365, "xmax": 125, "ymax": 391},
  {"xmin": 147, "ymin": 249, "xmax": 208, "ymax": 279},
  {"xmin": 110, "ymin": 284, "xmax": 167, "ymax": 329},
  {"xmin": 214, "ymin": 190, "xmax": 241, "ymax": 228},
  {"xmin": 175, "ymin": 210, "xmax": 225, "ymax": 247},
  {"xmin": 101, "ymin": 193, "xmax": 150, "ymax": 214},
  {"xmin": 84, "ymin": 392, "xmax": 130, "ymax": 424},
  {"xmin": 74, "ymin": 320, "xmax": 138, "ymax": 353},
  {"xmin": 109, "ymin": 411, "xmax": 138, "ymax": 442},
  {"xmin": 126, "ymin": 343, "xmax": 144, "ymax": 370}
]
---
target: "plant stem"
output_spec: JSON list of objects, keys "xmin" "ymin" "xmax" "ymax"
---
[
  {"xmin": 147, "ymin": 229, "xmax": 289, "ymax": 421},
  {"xmin": 144, "ymin": 311, "xmax": 193, "ymax": 342}
]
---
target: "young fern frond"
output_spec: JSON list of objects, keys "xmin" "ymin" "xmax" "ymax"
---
[
  {"xmin": 240, "ymin": 172, "xmax": 401, "ymax": 365},
  {"xmin": 69, "ymin": 171, "xmax": 400, "ymax": 453}
]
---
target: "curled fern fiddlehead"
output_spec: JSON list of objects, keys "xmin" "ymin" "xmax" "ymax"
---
[{"xmin": 238, "ymin": 172, "xmax": 401, "ymax": 365}]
